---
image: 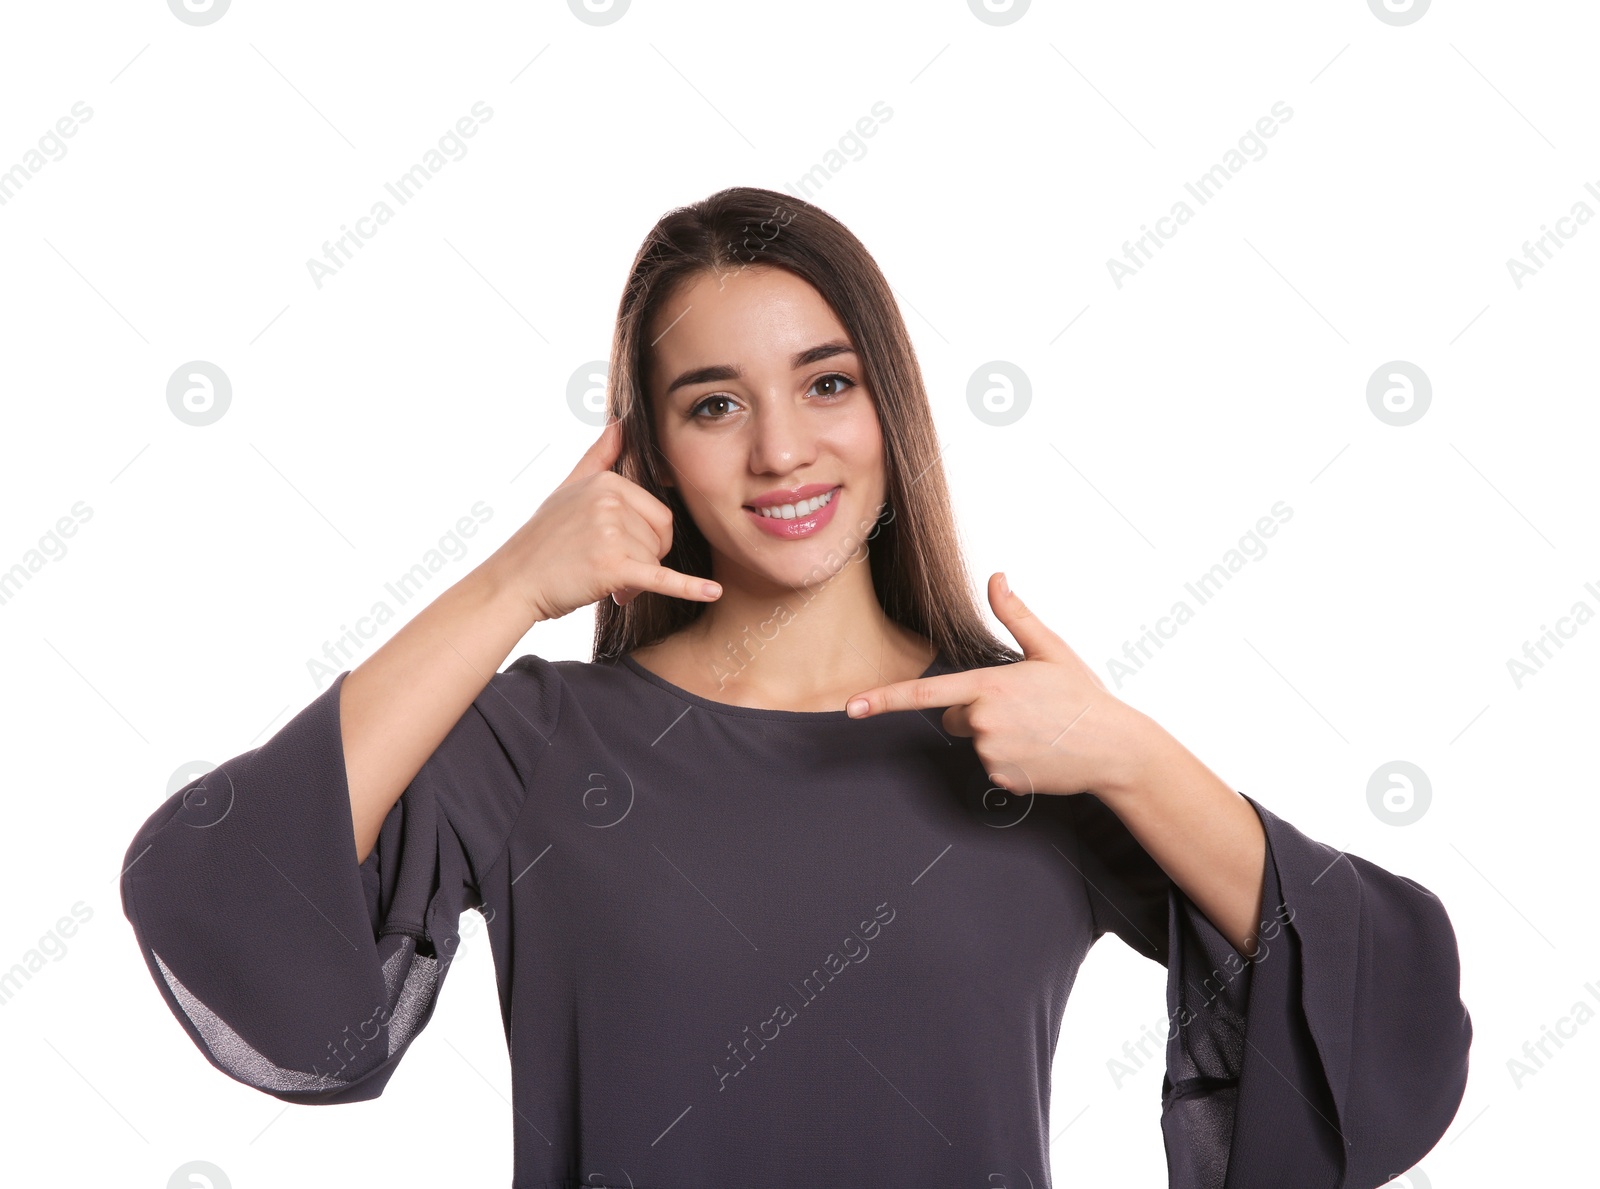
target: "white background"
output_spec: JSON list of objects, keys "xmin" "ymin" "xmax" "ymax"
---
[{"xmin": 1, "ymin": 0, "xmax": 1594, "ymax": 1185}]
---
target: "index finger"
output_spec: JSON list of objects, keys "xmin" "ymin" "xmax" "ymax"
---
[{"xmin": 845, "ymin": 672, "xmax": 976, "ymax": 719}]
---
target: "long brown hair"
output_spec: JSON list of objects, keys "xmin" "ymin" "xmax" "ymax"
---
[{"xmin": 592, "ymin": 185, "xmax": 1020, "ymax": 674}]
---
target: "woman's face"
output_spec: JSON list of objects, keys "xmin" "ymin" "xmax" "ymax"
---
[{"xmin": 646, "ymin": 264, "xmax": 886, "ymax": 589}]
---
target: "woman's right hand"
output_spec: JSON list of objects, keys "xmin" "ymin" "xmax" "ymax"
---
[{"xmin": 485, "ymin": 418, "xmax": 721, "ymax": 624}]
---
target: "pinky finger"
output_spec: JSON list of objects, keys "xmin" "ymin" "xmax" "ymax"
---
[{"xmin": 620, "ymin": 560, "xmax": 722, "ymax": 604}]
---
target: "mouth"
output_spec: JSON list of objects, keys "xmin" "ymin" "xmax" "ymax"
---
[
  {"xmin": 742, "ymin": 485, "xmax": 842, "ymax": 519},
  {"xmin": 741, "ymin": 485, "xmax": 843, "ymax": 540}
]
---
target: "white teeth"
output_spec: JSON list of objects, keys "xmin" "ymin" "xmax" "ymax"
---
[{"xmin": 756, "ymin": 487, "xmax": 836, "ymax": 519}]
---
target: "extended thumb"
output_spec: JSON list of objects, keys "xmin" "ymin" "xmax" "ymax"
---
[{"xmin": 561, "ymin": 417, "xmax": 624, "ymax": 487}]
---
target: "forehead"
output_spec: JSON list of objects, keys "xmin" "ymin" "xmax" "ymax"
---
[{"xmin": 648, "ymin": 266, "xmax": 847, "ymax": 377}]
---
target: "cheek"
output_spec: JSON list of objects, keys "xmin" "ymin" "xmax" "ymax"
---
[
  {"xmin": 666, "ymin": 433, "xmax": 724, "ymax": 489},
  {"xmin": 833, "ymin": 401, "xmax": 885, "ymax": 468},
  {"xmin": 662, "ymin": 437, "xmax": 746, "ymax": 531}
]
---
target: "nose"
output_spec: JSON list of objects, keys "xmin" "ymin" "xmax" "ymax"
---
[{"xmin": 747, "ymin": 391, "xmax": 819, "ymax": 476}]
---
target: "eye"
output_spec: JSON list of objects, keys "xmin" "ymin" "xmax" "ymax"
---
[
  {"xmin": 688, "ymin": 393, "xmax": 743, "ymax": 421},
  {"xmin": 688, "ymin": 373, "xmax": 857, "ymax": 422},
  {"xmin": 808, "ymin": 372, "xmax": 857, "ymax": 400}
]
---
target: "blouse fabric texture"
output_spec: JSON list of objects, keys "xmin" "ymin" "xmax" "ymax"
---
[{"xmin": 119, "ymin": 649, "xmax": 1472, "ymax": 1188}]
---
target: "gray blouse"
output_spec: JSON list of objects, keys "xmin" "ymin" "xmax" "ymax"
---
[{"xmin": 120, "ymin": 648, "xmax": 1472, "ymax": 1187}]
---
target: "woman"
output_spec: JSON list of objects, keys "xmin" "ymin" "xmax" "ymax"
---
[{"xmin": 120, "ymin": 186, "xmax": 1472, "ymax": 1188}]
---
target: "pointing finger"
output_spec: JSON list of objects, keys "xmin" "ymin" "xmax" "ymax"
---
[{"xmin": 845, "ymin": 672, "xmax": 975, "ymax": 719}]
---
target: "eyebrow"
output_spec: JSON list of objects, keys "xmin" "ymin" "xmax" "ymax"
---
[{"xmin": 663, "ymin": 340, "xmax": 858, "ymax": 397}]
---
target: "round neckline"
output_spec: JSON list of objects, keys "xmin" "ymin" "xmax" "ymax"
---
[{"xmin": 617, "ymin": 648, "xmax": 948, "ymax": 721}]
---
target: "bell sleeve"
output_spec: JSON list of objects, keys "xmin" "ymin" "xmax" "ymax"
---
[
  {"xmin": 118, "ymin": 655, "xmax": 561, "ymax": 1105},
  {"xmin": 1067, "ymin": 790, "xmax": 1472, "ymax": 1189}
]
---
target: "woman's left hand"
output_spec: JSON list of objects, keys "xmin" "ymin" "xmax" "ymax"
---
[{"xmin": 845, "ymin": 572, "xmax": 1163, "ymax": 798}]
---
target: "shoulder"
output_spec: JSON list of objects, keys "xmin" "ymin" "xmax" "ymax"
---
[
  {"xmin": 467, "ymin": 653, "xmax": 579, "ymax": 752},
  {"xmin": 489, "ymin": 651, "xmax": 644, "ymax": 736},
  {"xmin": 501, "ymin": 651, "xmax": 625, "ymax": 694}
]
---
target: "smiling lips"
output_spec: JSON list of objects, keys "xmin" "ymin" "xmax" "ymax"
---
[{"xmin": 743, "ymin": 485, "xmax": 842, "ymax": 539}]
